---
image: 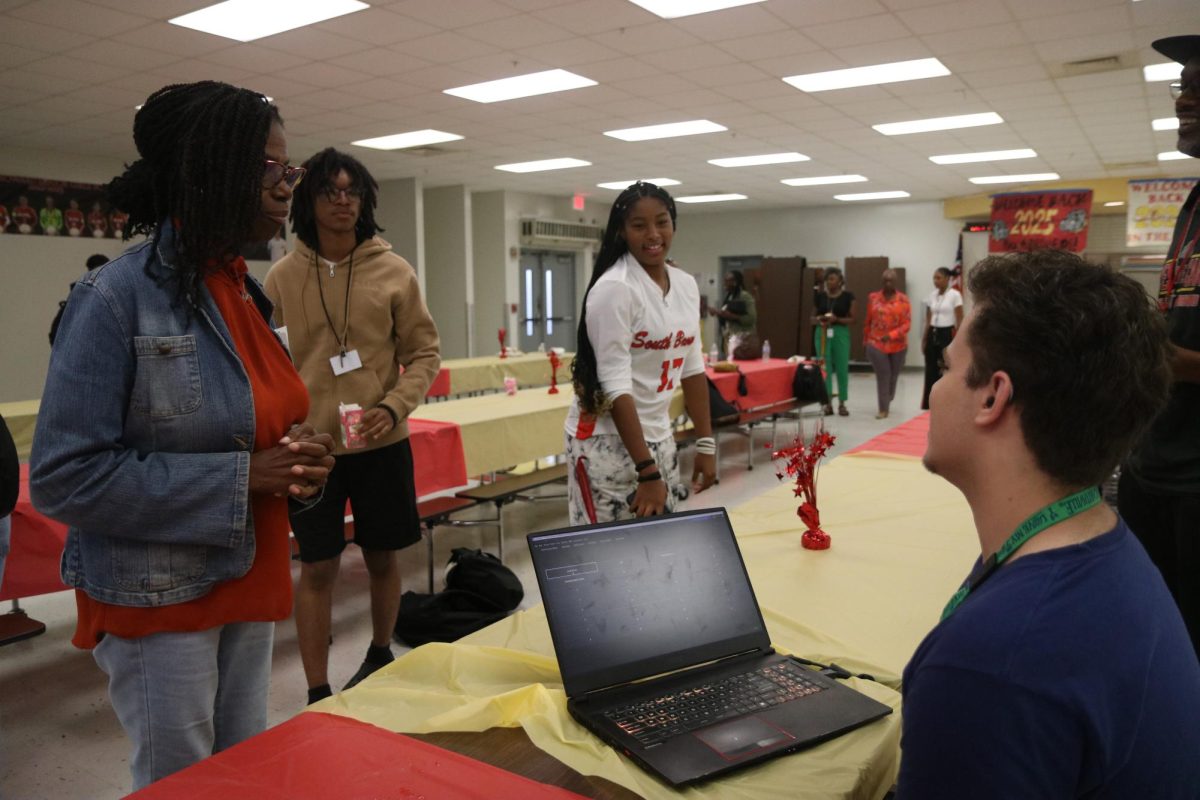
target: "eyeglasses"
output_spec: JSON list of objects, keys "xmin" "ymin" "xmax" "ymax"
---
[
  {"xmin": 320, "ymin": 185, "xmax": 365, "ymax": 203},
  {"xmin": 1169, "ymin": 81, "xmax": 1197, "ymax": 100},
  {"xmin": 263, "ymin": 160, "xmax": 305, "ymax": 190}
]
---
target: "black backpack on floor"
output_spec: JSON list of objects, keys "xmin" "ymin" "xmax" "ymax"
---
[{"xmin": 393, "ymin": 548, "xmax": 524, "ymax": 648}]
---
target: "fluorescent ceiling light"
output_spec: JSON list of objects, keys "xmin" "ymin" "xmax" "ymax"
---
[
  {"xmin": 604, "ymin": 119, "xmax": 726, "ymax": 142},
  {"xmin": 1153, "ymin": 117, "xmax": 1180, "ymax": 131},
  {"xmin": 929, "ymin": 148, "xmax": 1036, "ymax": 165},
  {"xmin": 444, "ymin": 69, "xmax": 596, "ymax": 103},
  {"xmin": 968, "ymin": 172, "xmax": 1060, "ymax": 184},
  {"xmin": 495, "ymin": 158, "xmax": 591, "ymax": 173},
  {"xmin": 626, "ymin": 0, "xmax": 766, "ymax": 19},
  {"xmin": 1159, "ymin": 150, "xmax": 1191, "ymax": 161},
  {"xmin": 835, "ymin": 191, "xmax": 910, "ymax": 201},
  {"xmin": 1104, "ymin": 201, "xmax": 1125, "ymax": 207},
  {"xmin": 780, "ymin": 174, "xmax": 867, "ymax": 186},
  {"xmin": 1144, "ymin": 62, "xmax": 1182, "ymax": 82},
  {"xmin": 783, "ymin": 58, "xmax": 950, "ymax": 93},
  {"xmin": 675, "ymin": 193, "xmax": 748, "ymax": 203},
  {"xmin": 874, "ymin": 112, "xmax": 1003, "ymax": 136},
  {"xmin": 352, "ymin": 129, "xmax": 463, "ymax": 150},
  {"xmin": 708, "ymin": 152, "xmax": 809, "ymax": 167},
  {"xmin": 596, "ymin": 178, "xmax": 681, "ymax": 189},
  {"xmin": 169, "ymin": 0, "xmax": 367, "ymax": 42}
]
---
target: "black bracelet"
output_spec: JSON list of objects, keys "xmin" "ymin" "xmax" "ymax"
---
[
  {"xmin": 636, "ymin": 471, "xmax": 662, "ymax": 483},
  {"xmin": 377, "ymin": 404, "xmax": 399, "ymax": 426},
  {"xmin": 634, "ymin": 458, "xmax": 655, "ymax": 473}
]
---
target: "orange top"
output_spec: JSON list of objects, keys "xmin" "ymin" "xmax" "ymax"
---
[
  {"xmin": 864, "ymin": 290, "xmax": 912, "ymax": 355},
  {"xmin": 74, "ymin": 258, "xmax": 309, "ymax": 648}
]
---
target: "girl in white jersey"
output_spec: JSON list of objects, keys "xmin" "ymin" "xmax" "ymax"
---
[{"xmin": 565, "ymin": 182, "xmax": 716, "ymax": 524}]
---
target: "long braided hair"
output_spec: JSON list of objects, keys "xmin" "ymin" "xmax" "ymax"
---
[
  {"xmin": 106, "ymin": 81, "xmax": 281, "ymax": 309},
  {"xmin": 289, "ymin": 147, "xmax": 383, "ymax": 251},
  {"xmin": 570, "ymin": 181, "xmax": 677, "ymax": 414}
]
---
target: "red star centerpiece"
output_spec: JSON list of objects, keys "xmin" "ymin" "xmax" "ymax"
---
[
  {"xmin": 773, "ymin": 425, "xmax": 837, "ymax": 550},
  {"xmin": 548, "ymin": 350, "xmax": 561, "ymax": 394},
  {"xmin": 498, "ymin": 328, "xmax": 507, "ymax": 359}
]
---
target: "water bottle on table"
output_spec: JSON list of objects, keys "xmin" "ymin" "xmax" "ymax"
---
[{"xmin": 762, "ymin": 339, "xmax": 771, "ymax": 361}]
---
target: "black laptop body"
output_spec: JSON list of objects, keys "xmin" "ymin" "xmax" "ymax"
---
[{"xmin": 527, "ymin": 507, "xmax": 892, "ymax": 787}]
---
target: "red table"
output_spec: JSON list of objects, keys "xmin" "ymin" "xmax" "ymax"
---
[
  {"xmin": 708, "ymin": 358, "xmax": 800, "ymax": 410},
  {"xmin": 1, "ymin": 420, "xmax": 469, "ymax": 604},
  {"xmin": 128, "ymin": 712, "xmax": 590, "ymax": 800},
  {"xmin": 426, "ymin": 367, "xmax": 451, "ymax": 399},
  {"xmin": 0, "ymin": 465, "xmax": 67, "ymax": 602}
]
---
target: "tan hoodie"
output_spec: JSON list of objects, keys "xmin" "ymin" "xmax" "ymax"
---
[{"xmin": 264, "ymin": 236, "xmax": 441, "ymax": 455}]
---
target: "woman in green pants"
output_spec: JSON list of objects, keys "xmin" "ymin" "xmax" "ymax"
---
[{"xmin": 812, "ymin": 267, "xmax": 856, "ymax": 416}]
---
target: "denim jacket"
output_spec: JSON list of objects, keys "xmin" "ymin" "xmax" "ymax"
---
[{"xmin": 31, "ymin": 225, "xmax": 287, "ymax": 607}]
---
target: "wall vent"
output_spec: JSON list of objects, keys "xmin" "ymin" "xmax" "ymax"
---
[{"xmin": 520, "ymin": 218, "xmax": 603, "ymax": 247}]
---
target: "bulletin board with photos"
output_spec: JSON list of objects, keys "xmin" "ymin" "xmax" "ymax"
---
[{"xmin": 0, "ymin": 175, "xmax": 127, "ymax": 239}]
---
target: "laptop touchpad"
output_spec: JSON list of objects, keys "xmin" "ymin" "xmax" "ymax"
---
[{"xmin": 694, "ymin": 716, "xmax": 796, "ymax": 761}]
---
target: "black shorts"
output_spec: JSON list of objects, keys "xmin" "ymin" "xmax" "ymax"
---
[{"xmin": 289, "ymin": 438, "xmax": 421, "ymax": 563}]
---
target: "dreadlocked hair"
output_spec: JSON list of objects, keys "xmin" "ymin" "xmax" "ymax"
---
[
  {"xmin": 289, "ymin": 147, "xmax": 382, "ymax": 251},
  {"xmin": 571, "ymin": 181, "xmax": 677, "ymax": 415},
  {"xmin": 106, "ymin": 81, "xmax": 281, "ymax": 310}
]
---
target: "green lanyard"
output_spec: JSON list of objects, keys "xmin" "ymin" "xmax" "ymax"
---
[{"xmin": 941, "ymin": 486, "xmax": 1102, "ymax": 621}]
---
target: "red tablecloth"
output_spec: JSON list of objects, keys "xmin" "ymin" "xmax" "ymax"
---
[
  {"xmin": 0, "ymin": 464, "xmax": 68, "ymax": 602},
  {"xmin": 1, "ymin": 420, "xmax": 469, "ymax": 603},
  {"xmin": 426, "ymin": 367, "xmax": 451, "ymax": 398},
  {"xmin": 128, "ymin": 712, "xmax": 589, "ymax": 800},
  {"xmin": 708, "ymin": 358, "xmax": 800, "ymax": 410},
  {"xmin": 408, "ymin": 417, "xmax": 468, "ymax": 496},
  {"xmin": 847, "ymin": 412, "xmax": 930, "ymax": 457}
]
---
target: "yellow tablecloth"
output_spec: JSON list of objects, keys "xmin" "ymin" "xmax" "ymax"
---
[
  {"xmin": 442, "ymin": 352, "xmax": 575, "ymax": 395},
  {"xmin": 411, "ymin": 387, "xmax": 573, "ymax": 476},
  {"xmin": 316, "ymin": 453, "xmax": 979, "ymax": 798},
  {"xmin": 0, "ymin": 399, "xmax": 39, "ymax": 460}
]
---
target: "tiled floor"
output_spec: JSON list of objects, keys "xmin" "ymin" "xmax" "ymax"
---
[{"xmin": 0, "ymin": 370, "xmax": 928, "ymax": 800}]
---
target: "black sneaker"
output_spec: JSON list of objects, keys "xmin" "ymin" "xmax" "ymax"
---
[{"xmin": 344, "ymin": 657, "xmax": 391, "ymax": 690}]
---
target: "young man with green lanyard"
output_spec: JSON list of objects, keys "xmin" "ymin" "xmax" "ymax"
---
[{"xmin": 897, "ymin": 249, "xmax": 1200, "ymax": 797}]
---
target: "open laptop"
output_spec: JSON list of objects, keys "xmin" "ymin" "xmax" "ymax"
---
[{"xmin": 527, "ymin": 507, "xmax": 892, "ymax": 787}]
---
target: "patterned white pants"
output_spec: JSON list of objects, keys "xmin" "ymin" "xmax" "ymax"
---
[{"xmin": 565, "ymin": 432, "xmax": 686, "ymax": 526}]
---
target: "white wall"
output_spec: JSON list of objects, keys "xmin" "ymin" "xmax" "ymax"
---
[
  {"xmin": 471, "ymin": 190, "xmax": 509, "ymax": 357},
  {"xmin": 422, "ymin": 185, "xmax": 472, "ymax": 358},
  {"xmin": 668, "ymin": 200, "xmax": 964, "ymax": 363}
]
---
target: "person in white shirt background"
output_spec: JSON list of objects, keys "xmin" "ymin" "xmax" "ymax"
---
[
  {"xmin": 921, "ymin": 267, "xmax": 964, "ymax": 410},
  {"xmin": 565, "ymin": 182, "xmax": 715, "ymax": 525}
]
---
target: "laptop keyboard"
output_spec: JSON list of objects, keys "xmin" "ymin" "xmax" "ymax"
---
[{"xmin": 602, "ymin": 661, "xmax": 826, "ymax": 747}]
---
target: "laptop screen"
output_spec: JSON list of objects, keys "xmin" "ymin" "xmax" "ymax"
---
[{"xmin": 528, "ymin": 508, "xmax": 771, "ymax": 698}]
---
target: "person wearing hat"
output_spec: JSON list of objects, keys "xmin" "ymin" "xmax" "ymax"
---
[{"xmin": 1118, "ymin": 35, "xmax": 1200, "ymax": 661}]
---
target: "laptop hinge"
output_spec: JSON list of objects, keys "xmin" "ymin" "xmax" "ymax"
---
[{"xmin": 579, "ymin": 646, "xmax": 775, "ymax": 702}]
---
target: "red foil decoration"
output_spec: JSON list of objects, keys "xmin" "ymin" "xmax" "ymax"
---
[
  {"xmin": 498, "ymin": 328, "xmax": 507, "ymax": 359},
  {"xmin": 547, "ymin": 350, "xmax": 561, "ymax": 394},
  {"xmin": 773, "ymin": 427, "xmax": 836, "ymax": 550}
]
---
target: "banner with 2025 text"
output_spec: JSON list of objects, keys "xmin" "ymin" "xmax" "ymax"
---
[{"xmin": 988, "ymin": 189, "xmax": 1092, "ymax": 253}]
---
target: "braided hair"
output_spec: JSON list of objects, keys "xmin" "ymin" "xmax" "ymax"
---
[
  {"xmin": 289, "ymin": 147, "xmax": 383, "ymax": 251},
  {"xmin": 722, "ymin": 269, "xmax": 745, "ymax": 304},
  {"xmin": 571, "ymin": 181, "xmax": 677, "ymax": 414},
  {"xmin": 107, "ymin": 81, "xmax": 280, "ymax": 310}
]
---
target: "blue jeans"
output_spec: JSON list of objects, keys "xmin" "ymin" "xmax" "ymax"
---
[
  {"xmin": 93, "ymin": 621, "xmax": 274, "ymax": 790},
  {"xmin": 0, "ymin": 515, "xmax": 10, "ymax": 591}
]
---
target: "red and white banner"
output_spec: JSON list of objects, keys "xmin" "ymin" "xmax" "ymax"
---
[
  {"xmin": 1126, "ymin": 178, "xmax": 1199, "ymax": 247},
  {"xmin": 988, "ymin": 189, "xmax": 1092, "ymax": 253}
]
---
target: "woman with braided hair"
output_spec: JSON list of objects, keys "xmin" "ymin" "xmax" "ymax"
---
[
  {"xmin": 565, "ymin": 182, "xmax": 715, "ymax": 525},
  {"xmin": 30, "ymin": 81, "xmax": 335, "ymax": 790}
]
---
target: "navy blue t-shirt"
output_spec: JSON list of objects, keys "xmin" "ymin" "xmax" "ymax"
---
[{"xmin": 897, "ymin": 519, "xmax": 1200, "ymax": 799}]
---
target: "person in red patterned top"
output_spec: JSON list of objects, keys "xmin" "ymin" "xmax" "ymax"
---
[
  {"xmin": 11, "ymin": 196, "xmax": 35, "ymax": 233},
  {"xmin": 64, "ymin": 198, "xmax": 85, "ymax": 236},
  {"xmin": 864, "ymin": 268, "xmax": 911, "ymax": 419},
  {"xmin": 87, "ymin": 200, "xmax": 107, "ymax": 237}
]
